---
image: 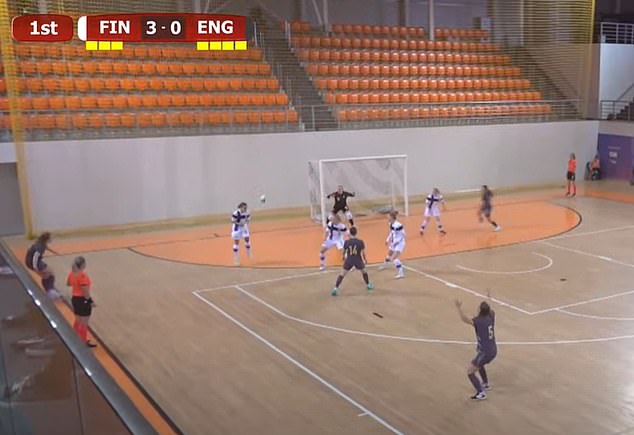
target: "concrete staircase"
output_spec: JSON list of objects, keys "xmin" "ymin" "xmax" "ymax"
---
[{"xmin": 251, "ymin": 8, "xmax": 337, "ymax": 130}]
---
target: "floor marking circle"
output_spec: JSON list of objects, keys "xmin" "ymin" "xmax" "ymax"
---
[
  {"xmin": 228, "ymin": 287, "xmax": 634, "ymax": 346},
  {"xmin": 456, "ymin": 252, "xmax": 553, "ymax": 275},
  {"xmin": 557, "ymin": 308, "xmax": 634, "ymax": 321}
]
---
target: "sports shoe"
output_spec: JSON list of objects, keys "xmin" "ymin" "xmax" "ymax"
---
[
  {"xmin": 494, "ymin": 225, "xmax": 502, "ymax": 232},
  {"xmin": 367, "ymin": 283, "xmax": 374, "ymax": 292},
  {"xmin": 395, "ymin": 270, "xmax": 404, "ymax": 279},
  {"xmin": 470, "ymin": 391, "xmax": 487, "ymax": 401},
  {"xmin": 419, "ymin": 229, "xmax": 425, "ymax": 236},
  {"xmin": 86, "ymin": 341, "xmax": 98, "ymax": 348},
  {"xmin": 378, "ymin": 262, "xmax": 389, "ymax": 271},
  {"xmin": 319, "ymin": 265, "xmax": 326, "ymax": 271},
  {"xmin": 331, "ymin": 288, "xmax": 338, "ymax": 296},
  {"xmin": 482, "ymin": 383, "xmax": 492, "ymax": 391},
  {"xmin": 439, "ymin": 230, "xmax": 447, "ymax": 235}
]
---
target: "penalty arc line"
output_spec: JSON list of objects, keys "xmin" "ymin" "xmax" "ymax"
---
[
  {"xmin": 556, "ymin": 309, "xmax": 634, "ymax": 322},
  {"xmin": 192, "ymin": 290, "xmax": 405, "ymax": 435},
  {"xmin": 403, "ymin": 265, "xmax": 534, "ymax": 315},
  {"xmin": 456, "ymin": 252, "xmax": 553, "ymax": 275},
  {"xmin": 225, "ymin": 286, "xmax": 634, "ymax": 346}
]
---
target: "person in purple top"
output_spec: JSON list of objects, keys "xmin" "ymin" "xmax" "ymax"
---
[{"xmin": 455, "ymin": 296, "xmax": 497, "ymax": 401}]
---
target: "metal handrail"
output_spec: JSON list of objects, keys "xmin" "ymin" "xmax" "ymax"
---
[
  {"xmin": 599, "ymin": 99, "xmax": 633, "ymax": 121},
  {"xmin": 616, "ymin": 81, "xmax": 634, "ymax": 102},
  {"xmin": 0, "ymin": 240, "xmax": 157, "ymax": 435},
  {"xmin": 600, "ymin": 22, "xmax": 634, "ymax": 44}
]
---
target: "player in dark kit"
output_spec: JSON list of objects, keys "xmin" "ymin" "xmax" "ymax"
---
[
  {"xmin": 455, "ymin": 297, "xmax": 497, "ymax": 401},
  {"xmin": 327, "ymin": 185, "xmax": 356, "ymax": 226},
  {"xmin": 331, "ymin": 227, "xmax": 374, "ymax": 296},
  {"xmin": 25, "ymin": 232, "xmax": 60, "ymax": 300},
  {"xmin": 478, "ymin": 185, "xmax": 501, "ymax": 232}
]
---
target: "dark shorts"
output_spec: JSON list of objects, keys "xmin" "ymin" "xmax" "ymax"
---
[
  {"xmin": 343, "ymin": 256, "xmax": 365, "ymax": 271},
  {"xmin": 480, "ymin": 206, "xmax": 492, "ymax": 218},
  {"xmin": 27, "ymin": 258, "xmax": 47, "ymax": 273},
  {"xmin": 566, "ymin": 171, "xmax": 576, "ymax": 181},
  {"xmin": 472, "ymin": 350, "xmax": 497, "ymax": 368},
  {"xmin": 333, "ymin": 205, "xmax": 349, "ymax": 214},
  {"xmin": 71, "ymin": 296, "xmax": 92, "ymax": 317}
]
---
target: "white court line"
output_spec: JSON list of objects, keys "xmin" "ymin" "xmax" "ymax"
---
[
  {"xmin": 530, "ymin": 289, "xmax": 634, "ymax": 315},
  {"xmin": 557, "ymin": 309, "xmax": 634, "ymax": 321},
  {"xmin": 540, "ymin": 241, "xmax": 634, "ymax": 269},
  {"xmin": 192, "ymin": 290, "xmax": 405, "ymax": 435},
  {"xmin": 234, "ymin": 285, "xmax": 473, "ymax": 345},
  {"xmin": 403, "ymin": 265, "xmax": 534, "ymax": 315},
  {"xmin": 198, "ymin": 286, "xmax": 634, "ymax": 346},
  {"xmin": 203, "ymin": 268, "xmax": 341, "ymax": 292},
  {"xmin": 545, "ymin": 224, "xmax": 634, "ymax": 241},
  {"xmin": 456, "ymin": 253, "xmax": 553, "ymax": 275}
]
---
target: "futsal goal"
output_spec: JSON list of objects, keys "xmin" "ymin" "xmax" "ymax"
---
[{"xmin": 308, "ymin": 155, "xmax": 409, "ymax": 226}]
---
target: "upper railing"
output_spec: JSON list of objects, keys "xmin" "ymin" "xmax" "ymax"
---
[
  {"xmin": 0, "ymin": 99, "xmax": 582, "ymax": 141},
  {"xmin": 600, "ymin": 100, "xmax": 633, "ymax": 121},
  {"xmin": 599, "ymin": 22, "xmax": 634, "ymax": 44}
]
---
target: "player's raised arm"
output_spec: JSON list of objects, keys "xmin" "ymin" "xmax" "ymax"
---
[
  {"xmin": 454, "ymin": 299, "xmax": 473, "ymax": 325},
  {"xmin": 345, "ymin": 191, "xmax": 356, "ymax": 197}
]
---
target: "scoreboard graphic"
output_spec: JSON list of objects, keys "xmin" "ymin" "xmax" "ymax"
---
[{"xmin": 11, "ymin": 13, "xmax": 248, "ymax": 51}]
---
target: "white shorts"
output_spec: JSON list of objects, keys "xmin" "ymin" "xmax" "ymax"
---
[
  {"xmin": 322, "ymin": 238, "xmax": 344, "ymax": 250},
  {"xmin": 424, "ymin": 207, "xmax": 441, "ymax": 218},
  {"xmin": 334, "ymin": 209, "xmax": 353, "ymax": 221},
  {"xmin": 390, "ymin": 240, "xmax": 406, "ymax": 253},
  {"xmin": 231, "ymin": 225, "xmax": 250, "ymax": 240}
]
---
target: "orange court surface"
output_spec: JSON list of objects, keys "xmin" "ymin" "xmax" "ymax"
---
[{"xmin": 5, "ymin": 182, "xmax": 634, "ymax": 435}]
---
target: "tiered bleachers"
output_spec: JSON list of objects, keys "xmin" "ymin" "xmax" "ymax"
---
[
  {"xmin": 289, "ymin": 22, "xmax": 552, "ymax": 124},
  {"xmin": 0, "ymin": 42, "xmax": 299, "ymax": 139}
]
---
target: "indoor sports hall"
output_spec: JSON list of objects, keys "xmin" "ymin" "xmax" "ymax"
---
[{"xmin": 1, "ymin": 0, "xmax": 634, "ymax": 435}]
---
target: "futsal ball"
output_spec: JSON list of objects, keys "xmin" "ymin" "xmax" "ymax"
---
[{"xmin": 259, "ymin": 194, "xmax": 266, "ymax": 204}]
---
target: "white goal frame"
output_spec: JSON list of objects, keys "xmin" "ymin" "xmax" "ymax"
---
[{"xmin": 312, "ymin": 154, "xmax": 409, "ymax": 227}]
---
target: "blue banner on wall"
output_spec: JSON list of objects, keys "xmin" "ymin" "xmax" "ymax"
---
[{"xmin": 597, "ymin": 134, "xmax": 634, "ymax": 180}]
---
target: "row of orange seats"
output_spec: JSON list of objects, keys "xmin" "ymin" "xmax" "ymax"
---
[
  {"xmin": 314, "ymin": 78, "xmax": 532, "ymax": 91},
  {"xmin": 336, "ymin": 104, "xmax": 552, "ymax": 121},
  {"xmin": 434, "ymin": 28, "xmax": 490, "ymax": 39},
  {"xmin": 13, "ymin": 44, "xmax": 262, "ymax": 61},
  {"xmin": 292, "ymin": 36, "xmax": 497, "ymax": 52},
  {"xmin": 296, "ymin": 49, "xmax": 510, "ymax": 64},
  {"xmin": 325, "ymin": 91, "xmax": 542, "ymax": 105},
  {"xmin": 331, "ymin": 24, "xmax": 425, "ymax": 38},
  {"xmin": 307, "ymin": 63, "xmax": 521, "ymax": 77},
  {"xmin": 0, "ymin": 93, "xmax": 289, "ymax": 111},
  {"xmin": 0, "ymin": 110, "xmax": 299, "ymax": 130},
  {"xmin": 328, "ymin": 24, "xmax": 489, "ymax": 39},
  {"xmin": 17, "ymin": 61, "xmax": 272, "ymax": 77},
  {"xmin": 9, "ymin": 77, "xmax": 280, "ymax": 94}
]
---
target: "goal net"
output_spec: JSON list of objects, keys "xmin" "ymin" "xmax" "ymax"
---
[{"xmin": 308, "ymin": 155, "xmax": 409, "ymax": 226}]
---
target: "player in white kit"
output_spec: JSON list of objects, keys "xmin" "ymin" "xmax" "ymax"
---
[
  {"xmin": 380, "ymin": 210, "xmax": 406, "ymax": 278},
  {"xmin": 319, "ymin": 214, "xmax": 348, "ymax": 270},
  {"xmin": 420, "ymin": 188, "xmax": 447, "ymax": 235},
  {"xmin": 231, "ymin": 202, "xmax": 251, "ymax": 265}
]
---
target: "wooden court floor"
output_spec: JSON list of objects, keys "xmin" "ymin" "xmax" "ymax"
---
[{"xmin": 6, "ymin": 184, "xmax": 634, "ymax": 435}]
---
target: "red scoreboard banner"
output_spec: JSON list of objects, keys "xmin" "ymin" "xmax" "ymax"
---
[
  {"xmin": 12, "ymin": 14, "xmax": 74, "ymax": 42},
  {"xmin": 79, "ymin": 13, "xmax": 246, "ymax": 42}
]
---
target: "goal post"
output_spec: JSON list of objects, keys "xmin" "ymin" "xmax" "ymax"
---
[{"xmin": 308, "ymin": 155, "xmax": 409, "ymax": 226}]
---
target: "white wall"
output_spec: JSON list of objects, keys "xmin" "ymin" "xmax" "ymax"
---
[
  {"xmin": 0, "ymin": 142, "xmax": 16, "ymax": 164},
  {"xmin": 23, "ymin": 121, "xmax": 598, "ymax": 232},
  {"xmin": 0, "ymin": 163, "xmax": 24, "ymax": 235},
  {"xmin": 598, "ymin": 44, "xmax": 634, "ymax": 103}
]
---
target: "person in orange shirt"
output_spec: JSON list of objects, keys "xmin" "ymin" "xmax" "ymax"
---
[
  {"xmin": 566, "ymin": 153, "xmax": 577, "ymax": 197},
  {"xmin": 66, "ymin": 256, "xmax": 97, "ymax": 348}
]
